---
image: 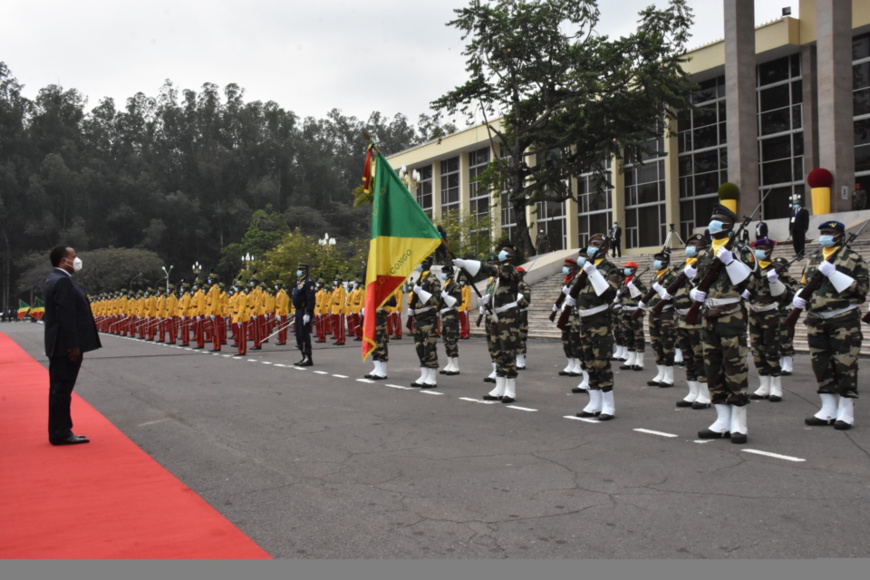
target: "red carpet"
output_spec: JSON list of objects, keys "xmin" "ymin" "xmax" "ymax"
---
[{"xmin": 0, "ymin": 331, "xmax": 271, "ymax": 559}]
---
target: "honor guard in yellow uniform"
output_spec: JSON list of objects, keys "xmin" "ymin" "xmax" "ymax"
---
[
  {"xmin": 330, "ymin": 276, "xmax": 348, "ymax": 345},
  {"xmin": 274, "ymin": 280, "xmax": 290, "ymax": 345}
]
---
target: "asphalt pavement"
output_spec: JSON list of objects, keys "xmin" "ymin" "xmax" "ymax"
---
[{"xmin": 5, "ymin": 321, "xmax": 870, "ymax": 559}]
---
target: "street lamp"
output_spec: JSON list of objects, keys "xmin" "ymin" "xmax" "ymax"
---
[
  {"xmin": 318, "ymin": 233, "xmax": 336, "ymax": 250},
  {"xmin": 161, "ymin": 265, "xmax": 174, "ymax": 292}
]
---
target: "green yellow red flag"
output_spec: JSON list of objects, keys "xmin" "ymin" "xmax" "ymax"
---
[
  {"xmin": 30, "ymin": 297, "xmax": 45, "ymax": 320},
  {"xmin": 17, "ymin": 299, "xmax": 30, "ymax": 320},
  {"xmin": 361, "ymin": 145, "xmax": 442, "ymax": 361}
]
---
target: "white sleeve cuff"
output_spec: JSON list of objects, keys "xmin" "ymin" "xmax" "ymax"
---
[
  {"xmin": 460, "ymin": 259, "xmax": 481, "ymax": 277},
  {"xmin": 828, "ymin": 271, "xmax": 857, "ymax": 293},
  {"xmin": 769, "ymin": 279, "xmax": 786, "ymax": 297},
  {"xmin": 725, "ymin": 260, "xmax": 751, "ymax": 284},
  {"xmin": 588, "ymin": 269, "xmax": 610, "ymax": 296},
  {"xmin": 442, "ymin": 293, "xmax": 457, "ymax": 308}
]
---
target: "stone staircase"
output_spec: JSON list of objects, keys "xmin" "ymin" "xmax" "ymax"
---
[{"xmin": 469, "ymin": 238, "xmax": 870, "ymax": 356}]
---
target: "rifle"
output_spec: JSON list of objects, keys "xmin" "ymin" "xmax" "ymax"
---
[
  {"xmin": 632, "ymin": 256, "xmax": 673, "ymax": 321},
  {"xmin": 549, "ymin": 271, "xmax": 576, "ymax": 322},
  {"xmin": 612, "ymin": 265, "xmax": 651, "ymax": 311},
  {"xmin": 784, "ymin": 218, "xmax": 870, "ymax": 327},
  {"xmin": 685, "ymin": 189, "xmax": 771, "ymax": 325},
  {"xmin": 649, "ymin": 260, "xmax": 691, "ymax": 316},
  {"xmin": 555, "ymin": 223, "xmax": 620, "ymax": 330}
]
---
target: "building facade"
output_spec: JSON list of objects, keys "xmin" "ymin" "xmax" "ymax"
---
[{"xmin": 388, "ymin": 0, "xmax": 870, "ymax": 256}]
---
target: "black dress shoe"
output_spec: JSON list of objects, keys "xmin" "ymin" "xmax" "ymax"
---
[
  {"xmin": 571, "ymin": 387, "xmax": 587, "ymax": 394},
  {"xmin": 276, "ymin": 342, "xmax": 286, "ymax": 346},
  {"xmin": 619, "ymin": 364, "xmax": 633, "ymax": 370},
  {"xmin": 658, "ymin": 382, "xmax": 674, "ymax": 389},
  {"xmin": 558, "ymin": 370, "xmax": 572, "ymax": 376},
  {"xmin": 483, "ymin": 377, "xmax": 496, "ymax": 383},
  {"xmin": 516, "ymin": 366, "xmax": 526, "ymax": 371},
  {"xmin": 420, "ymin": 383, "xmax": 437, "ymax": 389},
  {"xmin": 834, "ymin": 420, "xmax": 852, "ymax": 430},
  {"xmin": 252, "ymin": 346, "xmax": 262, "ymax": 350},
  {"xmin": 769, "ymin": 395, "xmax": 782, "ymax": 403},
  {"xmin": 296, "ymin": 359, "xmax": 313, "ymax": 367},
  {"xmin": 781, "ymin": 371, "xmax": 792, "ymax": 376},
  {"xmin": 691, "ymin": 401, "xmax": 711, "ymax": 410},
  {"xmin": 631, "ymin": 366, "xmax": 644, "ymax": 371},
  {"xmin": 500, "ymin": 396, "xmax": 515, "ymax": 404},
  {"xmin": 646, "ymin": 379, "xmax": 661, "ymax": 387},
  {"xmin": 576, "ymin": 410, "xmax": 600, "ymax": 418},
  {"xmin": 439, "ymin": 369, "xmax": 447, "ymax": 374},
  {"xmin": 51, "ymin": 434, "xmax": 89, "ymax": 446},
  {"xmin": 805, "ymin": 416, "xmax": 835, "ymax": 426},
  {"xmin": 675, "ymin": 400, "xmax": 693, "ymax": 408},
  {"xmin": 697, "ymin": 428, "xmax": 730, "ymax": 439},
  {"xmin": 730, "ymin": 432, "xmax": 748, "ymax": 444},
  {"xmin": 444, "ymin": 371, "xmax": 460, "ymax": 376},
  {"xmin": 371, "ymin": 375, "xmax": 387, "ymax": 381},
  {"xmin": 233, "ymin": 353, "xmax": 247, "ymax": 357},
  {"xmin": 209, "ymin": 349, "xmax": 221, "ymax": 352},
  {"xmin": 749, "ymin": 393, "xmax": 769, "ymax": 400},
  {"xmin": 482, "ymin": 395, "xmax": 502, "ymax": 401},
  {"xmin": 597, "ymin": 413, "xmax": 614, "ymax": 421}
]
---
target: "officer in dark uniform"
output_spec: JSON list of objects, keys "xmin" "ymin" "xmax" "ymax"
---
[
  {"xmin": 789, "ymin": 195, "xmax": 810, "ymax": 258},
  {"xmin": 292, "ymin": 262, "xmax": 316, "ymax": 366}
]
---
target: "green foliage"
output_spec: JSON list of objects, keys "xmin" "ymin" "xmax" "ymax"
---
[
  {"xmin": 431, "ymin": 0, "xmax": 697, "ymax": 257},
  {"xmin": 437, "ymin": 209, "xmax": 495, "ymax": 261},
  {"xmin": 254, "ymin": 229, "xmax": 368, "ymax": 286}
]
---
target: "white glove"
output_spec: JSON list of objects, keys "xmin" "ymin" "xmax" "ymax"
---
[
  {"xmin": 792, "ymin": 295, "xmax": 806, "ymax": 309},
  {"xmin": 480, "ymin": 294, "xmax": 490, "ymax": 304},
  {"xmin": 197, "ymin": 315, "xmax": 202, "ymax": 322},
  {"xmin": 413, "ymin": 284, "xmax": 423, "ymax": 295},
  {"xmin": 766, "ymin": 270, "xmax": 779, "ymax": 284},
  {"xmin": 361, "ymin": 309, "xmax": 365, "ymax": 316},
  {"xmin": 452, "ymin": 258, "xmax": 466, "ymax": 269},
  {"xmin": 552, "ymin": 303, "xmax": 558, "ymax": 312},
  {"xmin": 407, "ymin": 308, "xmax": 415, "ymax": 316},
  {"xmin": 440, "ymin": 291, "xmax": 449, "ymax": 299},
  {"xmin": 564, "ymin": 295, "xmax": 576, "ymax": 307},
  {"xmin": 210, "ymin": 315, "xmax": 215, "ymax": 320},
  {"xmin": 684, "ymin": 265, "xmax": 698, "ymax": 279},
  {"xmin": 638, "ymin": 301, "xmax": 647, "ymax": 310},
  {"xmin": 562, "ymin": 286, "xmax": 571, "ymax": 296},
  {"xmin": 303, "ymin": 314, "xmax": 310, "ymax": 324},
  {"xmin": 741, "ymin": 289, "xmax": 751, "ymax": 300},
  {"xmin": 661, "ymin": 292, "xmax": 673, "ymax": 301},
  {"xmin": 582, "ymin": 261, "xmax": 596, "ymax": 274},
  {"xmin": 516, "ymin": 292, "xmax": 523, "ymax": 302},
  {"xmin": 716, "ymin": 247, "xmax": 733, "ymax": 265},
  {"xmin": 818, "ymin": 261, "xmax": 836, "ymax": 277},
  {"xmin": 181, "ymin": 316, "xmax": 186, "ymax": 322},
  {"xmin": 690, "ymin": 288, "xmax": 707, "ymax": 302},
  {"xmin": 479, "ymin": 306, "xmax": 486, "ymax": 316},
  {"xmin": 627, "ymin": 281, "xmax": 635, "ymax": 289}
]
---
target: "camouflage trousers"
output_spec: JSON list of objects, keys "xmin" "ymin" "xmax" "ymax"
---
[
  {"xmin": 749, "ymin": 307, "xmax": 782, "ymax": 376},
  {"xmin": 561, "ymin": 311, "xmax": 583, "ymax": 359},
  {"xmin": 675, "ymin": 323, "xmax": 706, "ymax": 383},
  {"xmin": 699, "ymin": 304, "xmax": 749, "ymax": 406},
  {"xmin": 371, "ymin": 309, "xmax": 389, "ymax": 363},
  {"xmin": 777, "ymin": 310, "xmax": 796, "ymax": 357},
  {"xmin": 517, "ymin": 309, "xmax": 529, "ymax": 355},
  {"xmin": 578, "ymin": 311, "xmax": 614, "ymax": 392},
  {"xmin": 487, "ymin": 307, "xmax": 520, "ymax": 378},
  {"xmin": 806, "ymin": 309, "xmax": 862, "ymax": 398},
  {"xmin": 440, "ymin": 310, "xmax": 460, "ymax": 358},
  {"xmin": 621, "ymin": 309, "xmax": 645, "ymax": 352},
  {"xmin": 413, "ymin": 312, "xmax": 439, "ymax": 369},
  {"xmin": 648, "ymin": 310, "xmax": 676, "ymax": 366}
]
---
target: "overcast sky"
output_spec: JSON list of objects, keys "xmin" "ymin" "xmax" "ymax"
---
[{"xmin": 3, "ymin": 1, "xmax": 797, "ymax": 122}]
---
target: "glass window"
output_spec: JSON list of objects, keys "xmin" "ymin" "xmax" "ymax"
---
[{"xmin": 415, "ymin": 165, "xmax": 433, "ymax": 217}]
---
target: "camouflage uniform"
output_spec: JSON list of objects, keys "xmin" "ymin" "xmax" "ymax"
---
[
  {"xmin": 364, "ymin": 295, "xmax": 396, "ymax": 380},
  {"xmin": 517, "ymin": 277, "xmax": 531, "ymax": 356},
  {"xmin": 646, "ymin": 264, "xmax": 679, "ymax": 386},
  {"xmin": 410, "ymin": 268, "xmax": 442, "ymax": 374},
  {"xmin": 774, "ymin": 257, "xmax": 799, "ymax": 373},
  {"xmin": 618, "ymin": 272, "xmax": 647, "ymax": 370},
  {"xmin": 673, "ymin": 255, "xmax": 710, "ymax": 408},
  {"xmin": 437, "ymin": 271, "xmax": 463, "ymax": 376},
  {"xmin": 798, "ymin": 237, "xmax": 868, "ymax": 428},
  {"xmin": 571, "ymin": 251, "xmax": 620, "ymax": 420},
  {"xmin": 555, "ymin": 267, "xmax": 583, "ymax": 376}
]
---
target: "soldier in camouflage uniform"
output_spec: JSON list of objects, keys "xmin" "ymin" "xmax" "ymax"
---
[
  {"xmin": 480, "ymin": 256, "xmax": 500, "ymax": 384},
  {"xmin": 747, "ymin": 238, "xmax": 795, "ymax": 403},
  {"xmin": 516, "ymin": 267, "xmax": 532, "ymax": 370},
  {"xmin": 554, "ymin": 258, "xmax": 583, "ymax": 379},
  {"xmin": 793, "ymin": 220, "xmax": 869, "ymax": 430},
  {"xmin": 617, "ymin": 261, "xmax": 647, "ymax": 372},
  {"xmin": 454, "ymin": 246, "xmax": 522, "ymax": 403},
  {"xmin": 409, "ymin": 256, "xmax": 442, "ymax": 388},
  {"xmin": 777, "ymin": 255, "xmax": 799, "ymax": 375},
  {"xmin": 688, "ymin": 204, "xmax": 754, "ymax": 444},
  {"xmin": 364, "ymin": 294, "xmax": 396, "ymax": 380},
  {"xmin": 438, "ymin": 265, "xmax": 463, "ymax": 376},
  {"xmin": 566, "ymin": 234, "xmax": 620, "ymax": 420},
  {"xmin": 673, "ymin": 235, "xmax": 711, "ymax": 410},
  {"xmin": 642, "ymin": 250, "xmax": 679, "ymax": 388}
]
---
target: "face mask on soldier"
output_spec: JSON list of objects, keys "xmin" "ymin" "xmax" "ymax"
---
[
  {"xmin": 708, "ymin": 220, "xmax": 726, "ymax": 234},
  {"xmin": 818, "ymin": 235, "xmax": 836, "ymax": 248},
  {"xmin": 685, "ymin": 246, "xmax": 698, "ymax": 258}
]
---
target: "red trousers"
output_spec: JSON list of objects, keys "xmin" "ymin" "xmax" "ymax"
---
[
  {"xmin": 331, "ymin": 313, "xmax": 346, "ymax": 344},
  {"xmin": 459, "ymin": 311, "xmax": 470, "ymax": 338}
]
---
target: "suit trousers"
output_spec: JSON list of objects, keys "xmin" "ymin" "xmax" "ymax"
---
[{"xmin": 48, "ymin": 354, "xmax": 83, "ymax": 442}]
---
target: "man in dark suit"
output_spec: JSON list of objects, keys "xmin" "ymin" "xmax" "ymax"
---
[
  {"xmin": 44, "ymin": 246, "xmax": 102, "ymax": 445},
  {"xmin": 789, "ymin": 196, "xmax": 810, "ymax": 258},
  {"xmin": 292, "ymin": 262, "xmax": 317, "ymax": 366}
]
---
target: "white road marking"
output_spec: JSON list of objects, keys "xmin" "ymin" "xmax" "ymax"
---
[
  {"xmin": 459, "ymin": 397, "xmax": 497, "ymax": 404},
  {"xmin": 634, "ymin": 428, "xmax": 679, "ymax": 438},
  {"xmin": 313, "ymin": 370, "xmax": 329, "ymax": 375},
  {"xmin": 357, "ymin": 379, "xmax": 375, "ymax": 384},
  {"xmin": 742, "ymin": 449, "xmax": 806, "ymax": 462},
  {"xmin": 693, "ymin": 440, "xmax": 714, "ymax": 444},
  {"xmin": 506, "ymin": 406, "xmax": 537, "ymax": 412},
  {"xmin": 274, "ymin": 364, "xmax": 287, "ymax": 367},
  {"xmin": 332, "ymin": 374, "xmax": 349, "ymax": 378},
  {"xmin": 564, "ymin": 415, "xmax": 600, "ymax": 424},
  {"xmin": 137, "ymin": 418, "xmax": 171, "ymax": 427},
  {"xmin": 386, "ymin": 384, "xmax": 415, "ymax": 390},
  {"xmin": 420, "ymin": 390, "xmax": 443, "ymax": 396},
  {"xmin": 261, "ymin": 361, "xmax": 272, "ymax": 365}
]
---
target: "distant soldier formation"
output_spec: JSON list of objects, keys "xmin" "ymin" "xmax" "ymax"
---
[{"xmin": 85, "ymin": 190, "xmax": 869, "ymax": 443}]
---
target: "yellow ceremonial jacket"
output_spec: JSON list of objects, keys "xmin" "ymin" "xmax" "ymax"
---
[
  {"xmin": 275, "ymin": 289, "xmax": 290, "ymax": 316},
  {"xmin": 329, "ymin": 285, "xmax": 347, "ymax": 315}
]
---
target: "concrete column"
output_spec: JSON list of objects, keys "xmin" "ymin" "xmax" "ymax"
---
[
  {"xmin": 663, "ymin": 115, "xmax": 681, "ymax": 249},
  {"xmin": 801, "ymin": 44, "xmax": 819, "ymax": 188},
  {"xmin": 611, "ymin": 159, "xmax": 626, "ymax": 251},
  {"xmin": 431, "ymin": 161, "xmax": 442, "ymax": 222},
  {"xmin": 816, "ymin": 0, "xmax": 855, "ymax": 213},
  {"xmin": 564, "ymin": 187, "xmax": 579, "ymax": 250},
  {"xmin": 724, "ymin": 0, "xmax": 760, "ymax": 216}
]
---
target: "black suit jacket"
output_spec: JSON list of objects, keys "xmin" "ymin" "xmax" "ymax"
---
[
  {"xmin": 291, "ymin": 277, "xmax": 317, "ymax": 316},
  {"xmin": 43, "ymin": 268, "xmax": 102, "ymax": 358},
  {"xmin": 789, "ymin": 207, "xmax": 809, "ymax": 234}
]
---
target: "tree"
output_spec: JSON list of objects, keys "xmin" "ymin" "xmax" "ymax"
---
[{"xmin": 431, "ymin": 0, "xmax": 696, "ymax": 257}]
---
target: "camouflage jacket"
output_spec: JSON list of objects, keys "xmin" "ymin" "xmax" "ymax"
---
[
  {"xmin": 518, "ymin": 279, "xmax": 531, "ymax": 310},
  {"xmin": 408, "ymin": 270, "xmax": 442, "ymax": 312},
  {"xmin": 748, "ymin": 260, "xmax": 796, "ymax": 308},
  {"xmin": 440, "ymin": 278, "xmax": 463, "ymax": 313},
  {"xmin": 799, "ymin": 247, "xmax": 869, "ymax": 313},
  {"xmin": 479, "ymin": 262, "xmax": 521, "ymax": 311},
  {"xmin": 575, "ymin": 258, "xmax": 619, "ymax": 311},
  {"xmin": 647, "ymin": 266, "xmax": 680, "ymax": 311},
  {"xmin": 692, "ymin": 243, "xmax": 752, "ymax": 300}
]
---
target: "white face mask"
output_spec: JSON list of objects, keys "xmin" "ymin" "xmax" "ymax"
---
[{"xmin": 65, "ymin": 256, "xmax": 83, "ymax": 272}]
